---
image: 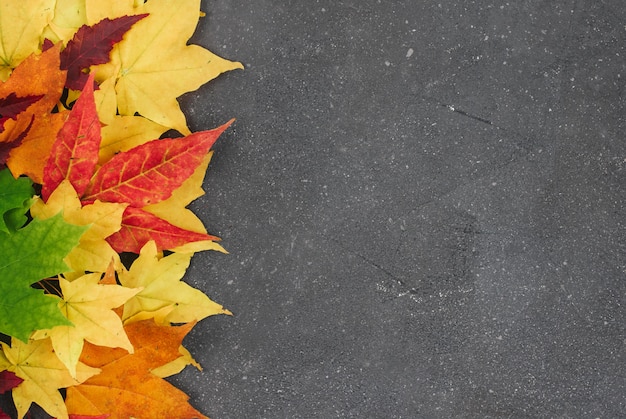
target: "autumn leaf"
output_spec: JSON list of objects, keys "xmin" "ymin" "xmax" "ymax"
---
[
  {"xmin": 0, "ymin": 371, "xmax": 22, "ymax": 394},
  {"xmin": 151, "ymin": 345, "xmax": 202, "ymax": 378},
  {"xmin": 98, "ymin": 115, "xmax": 169, "ymax": 163},
  {"xmin": 1, "ymin": 44, "xmax": 68, "ymax": 182},
  {"xmin": 61, "ymin": 15, "xmax": 148, "ymax": 90},
  {"xmin": 0, "ymin": 168, "xmax": 34, "ymax": 233},
  {"xmin": 0, "ymin": 213, "xmax": 88, "ymax": 341},
  {"xmin": 30, "ymin": 181, "xmax": 127, "ymax": 275},
  {"xmin": 108, "ymin": 207, "xmax": 219, "ymax": 253},
  {"xmin": 42, "ymin": 73, "xmax": 100, "ymax": 201},
  {"xmin": 40, "ymin": 0, "xmax": 87, "ymax": 44},
  {"xmin": 92, "ymin": 0, "xmax": 243, "ymax": 133},
  {"xmin": 144, "ymin": 152, "xmax": 228, "ymax": 253},
  {"xmin": 0, "ymin": 0, "xmax": 56, "ymax": 81},
  {"xmin": 0, "ymin": 338, "xmax": 99, "ymax": 419},
  {"xmin": 83, "ymin": 119, "xmax": 233, "ymax": 206},
  {"xmin": 31, "ymin": 273, "xmax": 141, "ymax": 378},
  {"xmin": 0, "ymin": 371, "xmax": 21, "ymax": 419},
  {"xmin": 0, "ymin": 92, "xmax": 43, "ymax": 133},
  {"xmin": 119, "ymin": 241, "xmax": 230, "ymax": 324},
  {"xmin": 66, "ymin": 320, "xmax": 208, "ymax": 419},
  {"xmin": 0, "ymin": 116, "xmax": 34, "ymax": 170}
]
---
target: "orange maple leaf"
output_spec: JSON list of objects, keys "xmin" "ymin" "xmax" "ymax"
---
[
  {"xmin": 65, "ymin": 320, "xmax": 209, "ymax": 419},
  {"xmin": 0, "ymin": 44, "xmax": 68, "ymax": 182}
]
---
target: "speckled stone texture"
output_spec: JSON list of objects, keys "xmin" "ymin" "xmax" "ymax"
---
[{"xmin": 7, "ymin": 0, "xmax": 625, "ymax": 418}]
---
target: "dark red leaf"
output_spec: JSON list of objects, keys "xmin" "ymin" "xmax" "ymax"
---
[
  {"xmin": 106, "ymin": 207, "xmax": 220, "ymax": 253},
  {"xmin": 68, "ymin": 414, "xmax": 110, "ymax": 419},
  {"xmin": 0, "ymin": 115, "xmax": 34, "ymax": 169},
  {"xmin": 42, "ymin": 74, "xmax": 100, "ymax": 201},
  {"xmin": 0, "ymin": 92, "xmax": 43, "ymax": 133},
  {"xmin": 42, "ymin": 38, "xmax": 54, "ymax": 52},
  {"xmin": 83, "ymin": 119, "xmax": 233, "ymax": 207},
  {"xmin": 0, "ymin": 371, "xmax": 22, "ymax": 394},
  {"xmin": 61, "ymin": 14, "xmax": 148, "ymax": 90}
]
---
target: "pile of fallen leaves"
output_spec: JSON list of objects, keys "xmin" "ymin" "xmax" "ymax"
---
[{"xmin": 0, "ymin": 1, "xmax": 242, "ymax": 418}]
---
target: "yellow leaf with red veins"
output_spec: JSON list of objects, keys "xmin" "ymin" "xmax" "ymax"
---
[
  {"xmin": 0, "ymin": 337, "xmax": 99, "ymax": 419},
  {"xmin": 91, "ymin": 0, "xmax": 243, "ymax": 133},
  {"xmin": 31, "ymin": 273, "xmax": 141, "ymax": 378},
  {"xmin": 30, "ymin": 181, "xmax": 127, "ymax": 274},
  {"xmin": 0, "ymin": 0, "xmax": 55, "ymax": 80}
]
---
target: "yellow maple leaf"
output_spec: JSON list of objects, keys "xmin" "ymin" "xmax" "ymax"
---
[
  {"xmin": 0, "ymin": 337, "xmax": 99, "ymax": 419},
  {"xmin": 91, "ymin": 0, "xmax": 243, "ymax": 134},
  {"xmin": 120, "ymin": 241, "xmax": 231, "ymax": 325},
  {"xmin": 0, "ymin": 0, "xmax": 55, "ymax": 81},
  {"xmin": 30, "ymin": 181, "xmax": 127, "ymax": 274},
  {"xmin": 85, "ymin": 0, "xmax": 142, "ymax": 24},
  {"xmin": 40, "ymin": 0, "xmax": 87, "ymax": 44},
  {"xmin": 31, "ymin": 273, "xmax": 141, "ymax": 378}
]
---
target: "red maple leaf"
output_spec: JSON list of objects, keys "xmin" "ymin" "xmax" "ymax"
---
[{"xmin": 61, "ymin": 15, "xmax": 148, "ymax": 90}]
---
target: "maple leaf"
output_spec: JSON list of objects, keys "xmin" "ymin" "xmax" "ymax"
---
[
  {"xmin": 150, "ymin": 345, "xmax": 202, "ymax": 378},
  {"xmin": 0, "ymin": 338, "xmax": 99, "ymax": 419},
  {"xmin": 40, "ymin": 0, "xmax": 87, "ymax": 44},
  {"xmin": 99, "ymin": 115, "xmax": 169, "ymax": 163},
  {"xmin": 0, "ymin": 213, "xmax": 88, "ymax": 341},
  {"xmin": 31, "ymin": 273, "xmax": 141, "ymax": 378},
  {"xmin": 92, "ymin": 0, "xmax": 243, "ymax": 133},
  {"xmin": 30, "ymin": 181, "xmax": 127, "ymax": 275},
  {"xmin": 0, "ymin": 92, "xmax": 43, "ymax": 133},
  {"xmin": 66, "ymin": 320, "xmax": 209, "ymax": 419},
  {"xmin": 144, "ymin": 152, "xmax": 227, "ymax": 253},
  {"xmin": 119, "ymin": 241, "xmax": 230, "ymax": 325},
  {"xmin": 61, "ymin": 15, "xmax": 148, "ymax": 90},
  {"xmin": 42, "ymin": 73, "xmax": 100, "ymax": 201},
  {"xmin": 0, "ymin": 371, "xmax": 22, "ymax": 419},
  {"xmin": 0, "ymin": 0, "xmax": 56, "ymax": 81},
  {"xmin": 0, "ymin": 168, "xmax": 33, "ymax": 233},
  {"xmin": 83, "ymin": 119, "xmax": 233, "ymax": 206},
  {"xmin": 0, "ymin": 44, "xmax": 68, "ymax": 182},
  {"xmin": 41, "ymin": 75, "xmax": 229, "ymax": 253},
  {"xmin": 0, "ymin": 371, "xmax": 22, "ymax": 394},
  {"xmin": 107, "ymin": 206, "xmax": 220, "ymax": 253},
  {"xmin": 0, "ymin": 115, "xmax": 34, "ymax": 170}
]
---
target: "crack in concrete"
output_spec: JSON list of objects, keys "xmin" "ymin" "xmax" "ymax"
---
[{"xmin": 441, "ymin": 103, "xmax": 493, "ymax": 125}]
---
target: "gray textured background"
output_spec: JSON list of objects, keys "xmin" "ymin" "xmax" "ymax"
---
[
  {"xmin": 176, "ymin": 0, "xmax": 626, "ymax": 419},
  {"xmin": 8, "ymin": 1, "xmax": 625, "ymax": 418},
  {"xmin": 177, "ymin": 1, "xmax": 625, "ymax": 418}
]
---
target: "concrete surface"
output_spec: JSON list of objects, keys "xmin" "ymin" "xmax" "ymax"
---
[{"xmin": 10, "ymin": 0, "xmax": 626, "ymax": 418}]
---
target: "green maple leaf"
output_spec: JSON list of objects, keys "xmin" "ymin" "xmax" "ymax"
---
[
  {"xmin": 0, "ymin": 213, "xmax": 87, "ymax": 342},
  {"xmin": 0, "ymin": 168, "xmax": 33, "ymax": 233}
]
